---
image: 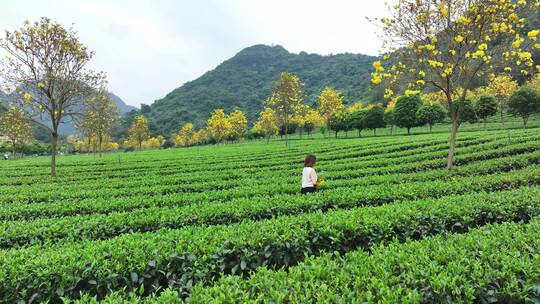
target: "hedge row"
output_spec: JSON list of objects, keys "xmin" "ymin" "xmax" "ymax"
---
[
  {"xmin": 183, "ymin": 219, "xmax": 540, "ymax": 303},
  {"xmin": 1, "ymin": 161, "xmax": 539, "ymax": 248},
  {"xmin": 1, "ymin": 187, "xmax": 539, "ymax": 303},
  {"xmin": 1, "ymin": 154, "xmax": 537, "ymax": 223},
  {"xmin": 1, "ymin": 137, "xmax": 536, "ymax": 205}
]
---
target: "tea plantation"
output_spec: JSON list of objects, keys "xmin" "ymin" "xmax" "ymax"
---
[{"xmin": 1, "ymin": 125, "xmax": 539, "ymax": 303}]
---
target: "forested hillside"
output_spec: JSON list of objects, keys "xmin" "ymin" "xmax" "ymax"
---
[{"xmin": 147, "ymin": 45, "xmax": 377, "ymax": 135}]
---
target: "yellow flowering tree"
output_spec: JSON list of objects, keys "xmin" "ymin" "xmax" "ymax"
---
[
  {"xmin": 0, "ymin": 107, "xmax": 33, "ymax": 156},
  {"xmin": 126, "ymin": 115, "xmax": 150, "ymax": 150},
  {"xmin": 74, "ymin": 135, "xmax": 119, "ymax": 153},
  {"xmin": 317, "ymin": 87, "xmax": 344, "ymax": 136},
  {"xmin": 207, "ymin": 109, "xmax": 232, "ymax": 144},
  {"xmin": 254, "ymin": 107, "xmax": 279, "ymax": 143},
  {"xmin": 142, "ymin": 136, "xmax": 165, "ymax": 149},
  {"xmin": 303, "ymin": 108, "xmax": 323, "ymax": 136},
  {"xmin": 76, "ymin": 89, "xmax": 119, "ymax": 157},
  {"xmin": 173, "ymin": 123, "xmax": 196, "ymax": 147},
  {"xmin": 486, "ymin": 75, "xmax": 519, "ymax": 126},
  {"xmin": 528, "ymin": 73, "xmax": 540, "ymax": 91},
  {"xmin": 0, "ymin": 18, "xmax": 106, "ymax": 176},
  {"xmin": 227, "ymin": 110, "xmax": 248, "ymax": 142},
  {"xmin": 266, "ymin": 72, "xmax": 304, "ymax": 145},
  {"xmin": 347, "ymin": 101, "xmax": 365, "ymax": 113},
  {"xmin": 384, "ymin": 99, "xmax": 397, "ymax": 135},
  {"xmin": 371, "ymin": 0, "xmax": 539, "ymax": 169}
]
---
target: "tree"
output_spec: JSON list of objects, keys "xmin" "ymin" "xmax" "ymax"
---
[
  {"xmin": 0, "ymin": 107, "xmax": 33, "ymax": 157},
  {"xmin": 363, "ymin": 106, "xmax": 386, "ymax": 135},
  {"xmin": 174, "ymin": 123, "xmax": 195, "ymax": 147},
  {"xmin": 303, "ymin": 109, "xmax": 323, "ymax": 137},
  {"xmin": 254, "ymin": 108, "xmax": 279, "ymax": 143},
  {"xmin": 416, "ymin": 102, "xmax": 446, "ymax": 132},
  {"xmin": 291, "ymin": 104, "xmax": 311, "ymax": 139},
  {"xmin": 508, "ymin": 86, "xmax": 540, "ymax": 127},
  {"xmin": 371, "ymin": 0, "xmax": 539, "ymax": 169},
  {"xmin": 74, "ymin": 135, "xmax": 119, "ymax": 153},
  {"xmin": 383, "ymin": 99, "xmax": 396, "ymax": 135},
  {"xmin": 475, "ymin": 95, "xmax": 498, "ymax": 129},
  {"xmin": 328, "ymin": 109, "xmax": 347, "ymax": 138},
  {"xmin": 207, "ymin": 109, "xmax": 232, "ymax": 144},
  {"xmin": 142, "ymin": 135, "xmax": 165, "ymax": 149},
  {"xmin": 0, "ymin": 18, "xmax": 105, "ymax": 176},
  {"xmin": 347, "ymin": 109, "xmax": 367, "ymax": 137},
  {"xmin": 127, "ymin": 115, "xmax": 150, "ymax": 150},
  {"xmin": 227, "ymin": 110, "xmax": 247, "ymax": 142},
  {"xmin": 317, "ymin": 87, "xmax": 344, "ymax": 137},
  {"xmin": 451, "ymin": 99, "xmax": 477, "ymax": 125},
  {"xmin": 528, "ymin": 74, "xmax": 540, "ymax": 92},
  {"xmin": 77, "ymin": 89, "xmax": 118, "ymax": 157},
  {"xmin": 393, "ymin": 95, "xmax": 423, "ymax": 135},
  {"xmin": 486, "ymin": 75, "xmax": 518, "ymax": 126},
  {"xmin": 266, "ymin": 72, "xmax": 303, "ymax": 145}
]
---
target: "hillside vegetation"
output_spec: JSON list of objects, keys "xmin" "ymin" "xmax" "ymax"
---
[{"xmin": 147, "ymin": 45, "xmax": 377, "ymax": 135}]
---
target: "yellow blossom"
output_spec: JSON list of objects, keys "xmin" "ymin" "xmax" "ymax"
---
[
  {"xmin": 373, "ymin": 60, "xmax": 385, "ymax": 72},
  {"xmin": 454, "ymin": 35, "xmax": 464, "ymax": 43},
  {"xmin": 405, "ymin": 90, "xmax": 420, "ymax": 96},
  {"xmin": 528, "ymin": 30, "xmax": 539, "ymax": 41}
]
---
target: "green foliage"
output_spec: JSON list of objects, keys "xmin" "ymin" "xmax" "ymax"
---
[
  {"xmin": 347, "ymin": 109, "xmax": 368, "ymax": 136},
  {"xmin": 450, "ymin": 99, "xmax": 478, "ymax": 125},
  {"xmin": 146, "ymin": 45, "xmax": 376, "ymax": 135},
  {"xmin": 508, "ymin": 86, "xmax": 540, "ymax": 127},
  {"xmin": 393, "ymin": 95, "xmax": 424, "ymax": 134},
  {"xmin": 328, "ymin": 109, "xmax": 347, "ymax": 138},
  {"xmin": 416, "ymin": 103, "xmax": 446, "ymax": 132},
  {"xmin": 189, "ymin": 219, "xmax": 540, "ymax": 303},
  {"xmin": 475, "ymin": 95, "xmax": 498, "ymax": 127},
  {"xmin": 362, "ymin": 106, "xmax": 386, "ymax": 135}
]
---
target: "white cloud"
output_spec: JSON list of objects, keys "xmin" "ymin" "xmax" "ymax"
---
[{"xmin": 0, "ymin": 0, "xmax": 388, "ymax": 107}]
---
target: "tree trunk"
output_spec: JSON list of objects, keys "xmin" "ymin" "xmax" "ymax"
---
[
  {"xmin": 51, "ymin": 132, "xmax": 58, "ymax": 177},
  {"xmin": 523, "ymin": 116, "xmax": 528, "ymax": 128},
  {"xmin": 11, "ymin": 140, "xmax": 16, "ymax": 159},
  {"xmin": 407, "ymin": 127, "xmax": 411, "ymax": 135},
  {"xmin": 373, "ymin": 129, "xmax": 376, "ymax": 136},
  {"xmin": 99, "ymin": 134, "xmax": 103, "ymax": 157},
  {"xmin": 500, "ymin": 110, "xmax": 505, "ymax": 127},
  {"xmin": 483, "ymin": 119, "xmax": 487, "ymax": 130},
  {"xmin": 447, "ymin": 118, "xmax": 460, "ymax": 170},
  {"xmin": 429, "ymin": 124, "xmax": 433, "ymax": 133},
  {"xmin": 335, "ymin": 131, "xmax": 338, "ymax": 138}
]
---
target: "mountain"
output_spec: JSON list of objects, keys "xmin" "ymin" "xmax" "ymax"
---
[
  {"xmin": 147, "ymin": 45, "xmax": 378, "ymax": 135},
  {"xmin": 109, "ymin": 92, "xmax": 137, "ymax": 115}
]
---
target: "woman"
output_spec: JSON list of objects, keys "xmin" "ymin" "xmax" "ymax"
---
[{"xmin": 301, "ymin": 154, "xmax": 318, "ymax": 194}]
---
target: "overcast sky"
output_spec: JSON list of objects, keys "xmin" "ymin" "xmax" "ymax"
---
[{"xmin": 0, "ymin": 0, "xmax": 388, "ymax": 107}]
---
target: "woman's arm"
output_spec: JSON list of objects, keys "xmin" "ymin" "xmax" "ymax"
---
[{"xmin": 310, "ymin": 169, "xmax": 318, "ymax": 185}]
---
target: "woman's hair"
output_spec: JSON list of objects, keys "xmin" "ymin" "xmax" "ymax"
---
[{"xmin": 304, "ymin": 154, "xmax": 316, "ymax": 167}]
